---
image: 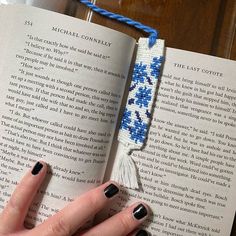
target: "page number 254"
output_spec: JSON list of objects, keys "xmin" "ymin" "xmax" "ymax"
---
[{"xmin": 24, "ymin": 20, "xmax": 33, "ymax": 26}]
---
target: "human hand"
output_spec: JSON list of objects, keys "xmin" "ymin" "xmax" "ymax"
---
[{"xmin": 0, "ymin": 161, "xmax": 149, "ymax": 236}]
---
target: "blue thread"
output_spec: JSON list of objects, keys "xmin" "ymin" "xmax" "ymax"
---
[
  {"xmin": 120, "ymin": 108, "xmax": 132, "ymax": 130},
  {"xmin": 129, "ymin": 83, "xmax": 136, "ymax": 91},
  {"xmin": 135, "ymin": 111, "xmax": 142, "ymax": 122},
  {"xmin": 133, "ymin": 62, "xmax": 147, "ymax": 84},
  {"xmin": 150, "ymin": 56, "xmax": 164, "ymax": 77},
  {"xmin": 128, "ymin": 98, "xmax": 135, "ymax": 105},
  {"xmin": 80, "ymin": 0, "xmax": 158, "ymax": 47},
  {"xmin": 145, "ymin": 110, "xmax": 151, "ymax": 118},
  {"xmin": 130, "ymin": 120, "xmax": 148, "ymax": 143},
  {"xmin": 135, "ymin": 87, "xmax": 152, "ymax": 108},
  {"xmin": 147, "ymin": 77, "xmax": 153, "ymax": 85}
]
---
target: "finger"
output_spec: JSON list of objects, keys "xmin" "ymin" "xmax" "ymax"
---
[
  {"xmin": 0, "ymin": 161, "xmax": 47, "ymax": 234},
  {"xmin": 77, "ymin": 228, "xmax": 149, "ymax": 236},
  {"xmin": 80, "ymin": 202, "xmax": 149, "ymax": 236},
  {"xmin": 34, "ymin": 181, "xmax": 120, "ymax": 236}
]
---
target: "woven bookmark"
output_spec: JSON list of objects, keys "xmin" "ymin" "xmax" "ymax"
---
[
  {"xmin": 80, "ymin": 0, "xmax": 165, "ymax": 189},
  {"xmin": 112, "ymin": 39, "xmax": 164, "ymax": 189}
]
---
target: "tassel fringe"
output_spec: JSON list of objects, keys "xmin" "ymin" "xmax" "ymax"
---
[{"xmin": 111, "ymin": 144, "xmax": 139, "ymax": 189}]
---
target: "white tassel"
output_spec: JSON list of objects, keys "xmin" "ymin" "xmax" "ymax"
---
[{"xmin": 111, "ymin": 144, "xmax": 139, "ymax": 189}]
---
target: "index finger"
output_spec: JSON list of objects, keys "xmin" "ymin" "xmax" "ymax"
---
[
  {"xmin": 33, "ymin": 181, "xmax": 120, "ymax": 236},
  {"xmin": 0, "ymin": 161, "xmax": 47, "ymax": 234}
]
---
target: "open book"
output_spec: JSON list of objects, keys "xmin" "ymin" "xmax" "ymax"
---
[{"xmin": 0, "ymin": 4, "xmax": 235, "ymax": 236}]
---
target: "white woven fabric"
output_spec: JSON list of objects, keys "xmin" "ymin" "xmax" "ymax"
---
[{"xmin": 112, "ymin": 38, "xmax": 165, "ymax": 189}]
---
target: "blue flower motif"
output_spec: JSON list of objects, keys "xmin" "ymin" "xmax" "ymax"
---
[
  {"xmin": 120, "ymin": 108, "xmax": 131, "ymax": 130},
  {"xmin": 150, "ymin": 56, "xmax": 163, "ymax": 77},
  {"xmin": 135, "ymin": 87, "xmax": 152, "ymax": 108},
  {"xmin": 132, "ymin": 62, "xmax": 148, "ymax": 84},
  {"xmin": 130, "ymin": 120, "xmax": 148, "ymax": 143}
]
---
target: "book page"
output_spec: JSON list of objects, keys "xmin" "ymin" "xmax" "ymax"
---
[
  {"xmin": 0, "ymin": 5, "xmax": 135, "ymax": 226},
  {"xmin": 0, "ymin": 4, "xmax": 11, "ymax": 70},
  {"xmin": 102, "ymin": 48, "xmax": 236, "ymax": 236}
]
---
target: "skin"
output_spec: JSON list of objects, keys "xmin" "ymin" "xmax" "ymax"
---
[{"xmin": 0, "ymin": 161, "xmax": 149, "ymax": 236}]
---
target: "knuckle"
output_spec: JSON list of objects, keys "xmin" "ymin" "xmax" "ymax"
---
[
  {"xmin": 117, "ymin": 213, "xmax": 133, "ymax": 233},
  {"xmin": 85, "ymin": 193, "xmax": 102, "ymax": 211},
  {"xmin": 48, "ymin": 217, "xmax": 71, "ymax": 236}
]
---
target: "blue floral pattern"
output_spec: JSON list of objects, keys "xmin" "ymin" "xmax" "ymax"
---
[
  {"xmin": 118, "ymin": 39, "xmax": 164, "ymax": 146},
  {"xmin": 120, "ymin": 108, "xmax": 131, "ymax": 130},
  {"xmin": 150, "ymin": 57, "xmax": 163, "ymax": 77},
  {"xmin": 135, "ymin": 87, "xmax": 152, "ymax": 108},
  {"xmin": 130, "ymin": 120, "xmax": 148, "ymax": 143},
  {"xmin": 133, "ymin": 62, "xmax": 147, "ymax": 84}
]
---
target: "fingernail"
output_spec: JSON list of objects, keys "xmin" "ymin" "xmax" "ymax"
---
[
  {"xmin": 104, "ymin": 183, "xmax": 119, "ymax": 198},
  {"xmin": 31, "ymin": 162, "xmax": 43, "ymax": 175},
  {"xmin": 133, "ymin": 204, "xmax": 148, "ymax": 220},
  {"xmin": 136, "ymin": 229, "xmax": 149, "ymax": 236}
]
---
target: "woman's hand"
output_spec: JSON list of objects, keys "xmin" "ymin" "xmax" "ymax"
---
[{"xmin": 0, "ymin": 161, "xmax": 149, "ymax": 236}]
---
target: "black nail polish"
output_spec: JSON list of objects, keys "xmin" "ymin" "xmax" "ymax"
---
[
  {"xmin": 136, "ymin": 229, "xmax": 149, "ymax": 236},
  {"xmin": 31, "ymin": 162, "xmax": 43, "ymax": 175},
  {"xmin": 133, "ymin": 204, "xmax": 148, "ymax": 220},
  {"xmin": 104, "ymin": 184, "xmax": 119, "ymax": 198}
]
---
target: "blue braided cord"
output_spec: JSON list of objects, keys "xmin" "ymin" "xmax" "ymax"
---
[{"xmin": 80, "ymin": 0, "xmax": 158, "ymax": 47}]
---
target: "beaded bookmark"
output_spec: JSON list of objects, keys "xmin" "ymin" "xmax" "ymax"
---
[{"xmin": 80, "ymin": 0, "xmax": 165, "ymax": 189}]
